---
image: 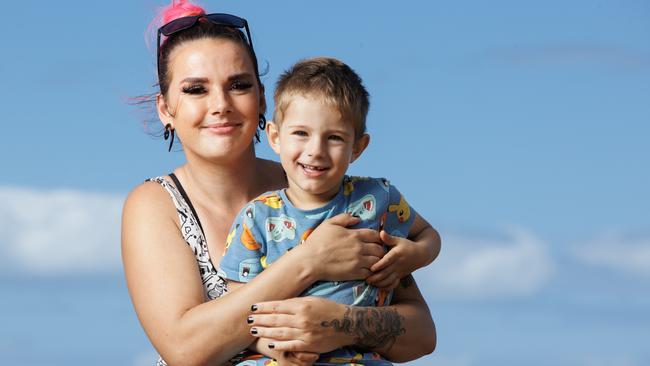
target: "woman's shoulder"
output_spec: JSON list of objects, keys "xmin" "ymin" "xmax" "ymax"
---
[{"xmin": 123, "ymin": 177, "xmax": 177, "ymax": 222}]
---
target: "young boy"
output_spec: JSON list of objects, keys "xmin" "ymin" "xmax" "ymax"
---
[{"xmin": 219, "ymin": 57, "xmax": 440, "ymax": 365}]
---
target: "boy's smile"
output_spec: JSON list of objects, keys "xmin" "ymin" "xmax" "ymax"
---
[{"xmin": 267, "ymin": 94, "xmax": 369, "ymax": 209}]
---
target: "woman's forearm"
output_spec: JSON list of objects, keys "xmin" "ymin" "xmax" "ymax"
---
[
  {"xmin": 320, "ymin": 276, "xmax": 436, "ymax": 362},
  {"xmin": 169, "ymin": 246, "xmax": 320, "ymax": 366}
]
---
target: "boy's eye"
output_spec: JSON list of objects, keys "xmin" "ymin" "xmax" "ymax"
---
[
  {"xmin": 181, "ymin": 84, "xmax": 206, "ymax": 94},
  {"xmin": 328, "ymin": 135, "xmax": 344, "ymax": 142},
  {"xmin": 292, "ymin": 130, "xmax": 308, "ymax": 136}
]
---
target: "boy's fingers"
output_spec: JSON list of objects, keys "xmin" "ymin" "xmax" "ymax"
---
[
  {"xmin": 289, "ymin": 351, "xmax": 319, "ymax": 363},
  {"xmin": 380, "ymin": 230, "xmax": 399, "ymax": 247},
  {"xmin": 366, "ymin": 270, "xmax": 389, "ymax": 284},
  {"xmin": 370, "ymin": 252, "xmax": 394, "ymax": 272},
  {"xmin": 372, "ymin": 273, "xmax": 398, "ymax": 289}
]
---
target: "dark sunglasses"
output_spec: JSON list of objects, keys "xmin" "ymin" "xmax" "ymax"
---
[{"xmin": 157, "ymin": 13, "xmax": 256, "ymax": 79}]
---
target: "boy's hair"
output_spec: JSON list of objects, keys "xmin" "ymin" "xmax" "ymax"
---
[{"xmin": 273, "ymin": 57, "xmax": 369, "ymax": 140}]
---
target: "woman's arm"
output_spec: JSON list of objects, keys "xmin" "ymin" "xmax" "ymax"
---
[
  {"xmin": 122, "ymin": 183, "xmax": 385, "ymax": 366},
  {"xmin": 247, "ymin": 276, "xmax": 436, "ymax": 363}
]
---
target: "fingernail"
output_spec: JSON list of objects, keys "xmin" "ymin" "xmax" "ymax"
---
[
  {"xmin": 247, "ymin": 316, "xmax": 254, "ymax": 324},
  {"xmin": 268, "ymin": 343, "xmax": 275, "ymax": 349},
  {"xmin": 250, "ymin": 327, "xmax": 258, "ymax": 335},
  {"xmin": 251, "ymin": 304, "xmax": 258, "ymax": 311}
]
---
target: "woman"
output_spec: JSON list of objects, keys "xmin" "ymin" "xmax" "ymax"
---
[{"xmin": 122, "ymin": 1, "xmax": 436, "ymax": 365}]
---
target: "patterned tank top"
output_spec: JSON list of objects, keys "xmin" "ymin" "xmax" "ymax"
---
[{"xmin": 147, "ymin": 174, "xmax": 245, "ymax": 366}]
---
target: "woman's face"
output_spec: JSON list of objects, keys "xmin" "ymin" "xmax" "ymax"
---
[{"xmin": 158, "ymin": 37, "xmax": 264, "ymax": 162}]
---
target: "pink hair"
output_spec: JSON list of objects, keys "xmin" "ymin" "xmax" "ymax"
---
[{"xmin": 145, "ymin": 0, "xmax": 206, "ymax": 50}]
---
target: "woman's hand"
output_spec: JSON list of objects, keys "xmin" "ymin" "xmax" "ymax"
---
[
  {"xmin": 301, "ymin": 213, "xmax": 386, "ymax": 282},
  {"xmin": 247, "ymin": 297, "xmax": 351, "ymax": 354}
]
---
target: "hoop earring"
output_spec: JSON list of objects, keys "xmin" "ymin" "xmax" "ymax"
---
[
  {"xmin": 255, "ymin": 114, "xmax": 267, "ymax": 143},
  {"xmin": 164, "ymin": 123, "xmax": 175, "ymax": 152}
]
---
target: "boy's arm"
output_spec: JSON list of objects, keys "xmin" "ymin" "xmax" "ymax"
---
[{"xmin": 366, "ymin": 214, "xmax": 440, "ymax": 289}]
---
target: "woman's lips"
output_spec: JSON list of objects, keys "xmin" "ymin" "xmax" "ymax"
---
[{"xmin": 202, "ymin": 122, "xmax": 241, "ymax": 135}]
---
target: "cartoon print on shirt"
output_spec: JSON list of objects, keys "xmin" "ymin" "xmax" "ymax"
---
[
  {"xmin": 300, "ymin": 228, "xmax": 315, "ymax": 244},
  {"xmin": 265, "ymin": 215, "xmax": 297, "ymax": 242},
  {"xmin": 240, "ymin": 222, "xmax": 261, "ymax": 250},
  {"xmin": 244, "ymin": 204, "xmax": 255, "ymax": 221},
  {"xmin": 223, "ymin": 224, "xmax": 238, "ymax": 255},
  {"xmin": 345, "ymin": 194, "xmax": 376, "ymax": 221},
  {"xmin": 388, "ymin": 194, "xmax": 411, "ymax": 223},
  {"xmin": 379, "ymin": 177, "xmax": 390, "ymax": 192},
  {"xmin": 238, "ymin": 258, "xmax": 263, "ymax": 282},
  {"xmin": 343, "ymin": 176, "xmax": 371, "ymax": 196},
  {"xmin": 254, "ymin": 193, "xmax": 283, "ymax": 209}
]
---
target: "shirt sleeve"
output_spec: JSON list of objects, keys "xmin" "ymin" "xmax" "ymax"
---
[
  {"xmin": 218, "ymin": 202, "xmax": 266, "ymax": 283},
  {"xmin": 383, "ymin": 182, "xmax": 417, "ymax": 238}
]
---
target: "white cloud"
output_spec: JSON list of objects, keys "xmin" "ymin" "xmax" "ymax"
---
[
  {"xmin": 0, "ymin": 186, "xmax": 123, "ymax": 274},
  {"xmin": 572, "ymin": 232, "xmax": 650, "ymax": 278},
  {"xmin": 415, "ymin": 227, "xmax": 554, "ymax": 299}
]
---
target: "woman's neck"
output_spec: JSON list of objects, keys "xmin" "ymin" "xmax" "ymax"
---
[{"xmin": 175, "ymin": 145, "xmax": 263, "ymax": 212}]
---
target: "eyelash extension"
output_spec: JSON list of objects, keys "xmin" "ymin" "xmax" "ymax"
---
[
  {"xmin": 231, "ymin": 80, "xmax": 253, "ymax": 90},
  {"xmin": 181, "ymin": 84, "xmax": 206, "ymax": 94}
]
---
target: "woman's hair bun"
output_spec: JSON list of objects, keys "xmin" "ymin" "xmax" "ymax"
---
[{"xmin": 160, "ymin": 0, "xmax": 205, "ymax": 25}]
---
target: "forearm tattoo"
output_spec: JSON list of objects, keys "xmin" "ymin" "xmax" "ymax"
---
[{"xmin": 321, "ymin": 305, "xmax": 406, "ymax": 351}]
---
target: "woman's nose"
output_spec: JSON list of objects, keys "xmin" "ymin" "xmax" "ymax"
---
[{"xmin": 209, "ymin": 89, "xmax": 232, "ymax": 115}]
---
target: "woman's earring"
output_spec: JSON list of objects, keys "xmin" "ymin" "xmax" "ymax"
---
[
  {"xmin": 164, "ymin": 123, "xmax": 175, "ymax": 152},
  {"xmin": 255, "ymin": 114, "xmax": 267, "ymax": 143}
]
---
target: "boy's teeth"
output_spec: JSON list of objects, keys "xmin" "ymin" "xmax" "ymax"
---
[{"xmin": 302, "ymin": 164, "xmax": 324, "ymax": 171}]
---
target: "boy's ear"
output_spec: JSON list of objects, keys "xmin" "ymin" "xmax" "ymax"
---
[
  {"xmin": 266, "ymin": 121, "xmax": 281, "ymax": 155},
  {"xmin": 156, "ymin": 93, "xmax": 174, "ymax": 127},
  {"xmin": 351, "ymin": 133, "xmax": 370, "ymax": 163}
]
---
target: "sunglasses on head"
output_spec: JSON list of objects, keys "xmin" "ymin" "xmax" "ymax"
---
[{"xmin": 156, "ymin": 13, "xmax": 256, "ymax": 79}]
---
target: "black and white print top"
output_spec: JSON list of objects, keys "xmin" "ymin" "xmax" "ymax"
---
[{"xmin": 147, "ymin": 174, "xmax": 245, "ymax": 366}]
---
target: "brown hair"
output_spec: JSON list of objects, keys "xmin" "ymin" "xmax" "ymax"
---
[{"xmin": 273, "ymin": 57, "xmax": 369, "ymax": 139}]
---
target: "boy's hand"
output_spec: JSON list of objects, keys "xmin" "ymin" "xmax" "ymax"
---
[
  {"xmin": 275, "ymin": 349, "xmax": 319, "ymax": 366},
  {"xmin": 366, "ymin": 230, "xmax": 425, "ymax": 291},
  {"xmin": 251, "ymin": 337, "xmax": 318, "ymax": 366}
]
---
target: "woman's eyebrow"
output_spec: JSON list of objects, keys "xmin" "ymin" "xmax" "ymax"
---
[
  {"xmin": 180, "ymin": 77, "xmax": 209, "ymax": 84},
  {"xmin": 227, "ymin": 72, "xmax": 254, "ymax": 81}
]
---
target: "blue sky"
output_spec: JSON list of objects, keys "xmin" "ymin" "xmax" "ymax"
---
[{"xmin": 1, "ymin": 0, "xmax": 649, "ymax": 365}]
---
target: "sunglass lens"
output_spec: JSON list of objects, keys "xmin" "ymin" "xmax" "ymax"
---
[
  {"xmin": 204, "ymin": 14, "xmax": 245, "ymax": 28},
  {"xmin": 161, "ymin": 16, "xmax": 199, "ymax": 36}
]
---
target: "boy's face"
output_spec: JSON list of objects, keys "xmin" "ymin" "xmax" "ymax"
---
[{"xmin": 267, "ymin": 94, "xmax": 369, "ymax": 207}]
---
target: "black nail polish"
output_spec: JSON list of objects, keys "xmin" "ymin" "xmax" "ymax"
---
[
  {"xmin": 268, "ymin": 343, "xmax": 275, "ymax": 349},
  {"xmin": 250, "ymin": 327, "xmax": 258, "ymax": 335},
  {"xmin": 247, "ymin": 316, "xmax": 254, "ymax": 324},
  {"xmin": 251, "ymin": 304, "xmax": 258, "ymax": 311}
]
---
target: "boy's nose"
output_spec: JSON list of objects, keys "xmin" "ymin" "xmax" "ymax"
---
[{"xmin": 306, "ymin": 138, "xmax": 325, "ymax": 157}]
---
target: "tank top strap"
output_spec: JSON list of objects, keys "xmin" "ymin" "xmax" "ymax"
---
[{"xmin": 146, "ymin": 175, "xmax": 227, "ymax": 301}]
